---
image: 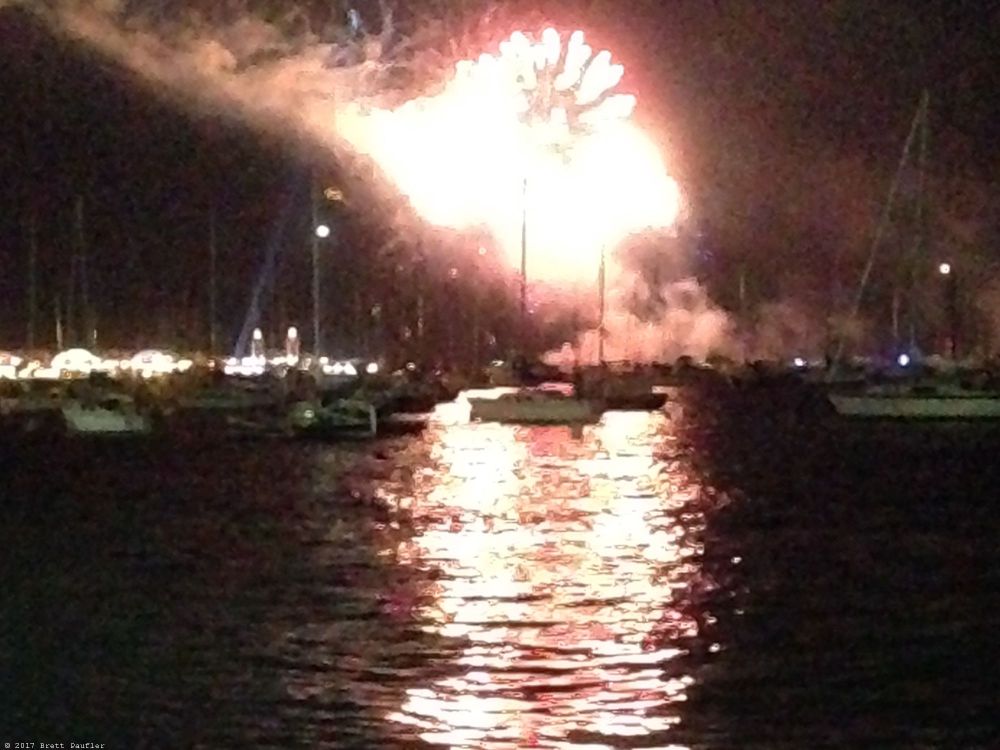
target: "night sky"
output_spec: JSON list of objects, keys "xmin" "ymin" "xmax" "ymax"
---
[{"xmin": 1, "ymin": 0, "xmax": 997, "ymax": 354}]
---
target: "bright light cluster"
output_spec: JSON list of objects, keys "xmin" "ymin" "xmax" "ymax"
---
[
  {"xmin": 338, "ymin": 29, "xmax": 682, "ymax": 284},
  {"xmin": 0, "ymin": 348, "xmax": 193, "ymax": 381}
]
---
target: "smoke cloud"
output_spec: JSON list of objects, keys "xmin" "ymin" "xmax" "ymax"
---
[{"xmin": 17, "ymin": 0, "xmax": 381, "ymax": 153}]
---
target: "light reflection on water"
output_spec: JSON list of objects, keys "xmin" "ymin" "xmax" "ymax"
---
[{"xmin": 379, "ymin": 408, "xmax": 705, "ymax": 749}]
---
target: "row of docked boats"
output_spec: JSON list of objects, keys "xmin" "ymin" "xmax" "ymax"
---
[
  {"xmin": 0, "ymin": 365, "xmax": 677, "ymax": 439},
  {"xmin": 6, "ymin": 354, "xmax": 1000, "ymax": 440},
  {"xmin": 801, "ymin": 358, "xmax": 1000, "ymax": 421},
  {"xmin": 0, "ymin": 373, "xmax": 420, "ymax": 440}
]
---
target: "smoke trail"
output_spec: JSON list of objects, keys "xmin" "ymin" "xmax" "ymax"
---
[{"xmin": 17, "ymin": 0, "xmax": 410, "ymax": 154}]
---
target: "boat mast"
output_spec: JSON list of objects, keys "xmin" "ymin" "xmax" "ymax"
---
[
  {"xmin": 833, "ymin": 91, "xmax": 929, "ymax": 369},
  {"xmin": 75, "ymin": 194, "xmax": 96, "ymax": 350},
  {"xmin": 598, "ymin": 244, "xmax": 606, "ymax": 365},
  {"xmin": 520, "ymin": 175, "xmax": 528, "ymax": 349},
  {"xmin": 54, "ymin": 294, "xmax": 64, "ymax": 351},
  {"xmin": 310, "ymin": 173, "xmax": 322, "ymax": 356},
  {"xmin": 26, "ymin": 209, "xmax": 38, "ymax": 350},
  {"xmin": 208, "ymin": 203, "xmax": 218, "ymax": 354},
  {"xmin": 906, "ymin": 93, "xmax": 930, "ymax": 350}
]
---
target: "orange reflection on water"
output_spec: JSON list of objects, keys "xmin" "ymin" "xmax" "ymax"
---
[{"xmin": 388, "ymin": 410, "xmax": 703, "ymax": 748}]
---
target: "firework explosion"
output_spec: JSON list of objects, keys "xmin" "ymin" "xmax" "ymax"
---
[{"xmin": 338, "ymin": 28, "xmax": 682, "ymax": 286}]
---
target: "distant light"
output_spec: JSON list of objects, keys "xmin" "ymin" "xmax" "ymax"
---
[
  {"xmin": 793, "ymin": 357, "xmax": 806, "ymax": 368},
  {"xmin": 406, "ymin": 362, "xmax": 417, "ymax": 371},
  {"xmin": 319, "ymin": 356, "xmax": 330, "ymax": 365},
  {"xmin": 324, "ymin": 188, "xmax": 344, "ymax": 202},
  {"xmin": 897, "ymin": 353, "xmax": 911, "ymax": 367},
  {"xmin": 343, "ymin": 362, "xmax": 358, "ymax": 377},
  {"xmin": 287, "ymin": 326, "xmax": 298, "ymax": 340},
  {"xmin": 315, "ymin": 224, "xmax": 331, "ymax": 239},
  {"xmin": 51, "ymin": 348, "xmax": 99, "ymax": 374},
  {"xmin": 938, "ymin": 262, "xmax": 952, "ymax": 276},
  {"xmin": 365, "ymin": 362, "xmax": 379, "ymax": 375},
  {"xmin": 478, "ymin": 246, "xmax": 488, "ymax": 256},
  {"xmin": 252, "ymin": 328, "xmax": 263, "ymax": 341},
  {"xmin": 449, "ymin": 267, "xmax": 459, "ymax": 279}
]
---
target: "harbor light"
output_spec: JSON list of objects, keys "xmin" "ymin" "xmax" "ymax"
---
[
  {"xmin": 251, "ymin": 328, "xmax": 265, "ymax": 361},
  {"xmin": 286, "ymin": 326, "xmax": 300, "ymax": 363},
  {"xmin": 897, "ymin": 353, "xmax": 911, "ymax": 367},
  {"xmin": 315, "ymin": 224, "xmax": 331, "ymax": 239},
  {"xmin": 938, "ymin": 262, "xmax": 952, "ymax": 276}
]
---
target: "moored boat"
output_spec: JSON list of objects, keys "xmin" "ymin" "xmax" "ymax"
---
[
  {"xmin": 828, "ymin": 384, "xmax": 1000, "ymax": 420},
  {"xmin": 61, "ymin": 393, "xmax": 152, "ymax": 435},
  {"xmin": 288, "ymin": 397, "xmax": 377, "ymax": 439},
  {"xmin": 468, "ymin": 384, "xmax": 602, "ymax": 425}
]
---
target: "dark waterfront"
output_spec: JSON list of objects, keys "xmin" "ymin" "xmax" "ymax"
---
[{"xmin": 2, "ymin": 386, "xmax": 998, "ymax": 749}]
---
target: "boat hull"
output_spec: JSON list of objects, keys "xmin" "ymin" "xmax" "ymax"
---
[
  {"xmin": 61, "ymin": 404, "xmax": 152, "ymax": 435},
  {"xmin": 468, "ymin": 397, "xmax": 601, "ymax": 425},
  {"xmin": 829, "ymin": 394, "xmax": 1000, "ymax": 420},
  {"xmin": 601, "ymin": 393, "xmax": 668, "ymax": 411},
  {"xmin": 289, "ymin": 400, "xmax": 377, "ymax": 439}
]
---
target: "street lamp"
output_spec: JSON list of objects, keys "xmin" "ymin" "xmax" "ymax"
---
[{"xmin": 939, "ymin": 261, "xmax": 958, "ymax": 359}]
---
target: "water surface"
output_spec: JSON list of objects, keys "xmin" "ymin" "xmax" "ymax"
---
[{"xmin": 2, "ymin": 386, "xmax": 996, "ymax": 748}]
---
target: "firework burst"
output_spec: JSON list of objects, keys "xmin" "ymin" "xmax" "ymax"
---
[{"xmin": 338, "ymin": 27, "xmax": 682, "ymax": 285}]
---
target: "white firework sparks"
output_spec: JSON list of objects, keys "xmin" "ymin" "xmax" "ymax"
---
[{"xmin": 338, "ymin": 28, "xmax": 682, "ymax": 285}]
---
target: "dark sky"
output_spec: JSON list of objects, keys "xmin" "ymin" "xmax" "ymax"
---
[{"xmin": 1, "ymin": 0, "xmax": 997, "ymax": 353}]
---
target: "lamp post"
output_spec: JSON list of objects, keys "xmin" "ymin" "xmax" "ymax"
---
[
  {"xmin": 939, "ymin": 261, "xmax": 958, "ymax": 359},
  {"xmin": 312, "ymin": 221, "xmax": 330, "ymax": 357}
]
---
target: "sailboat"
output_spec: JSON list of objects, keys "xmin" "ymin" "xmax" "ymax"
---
[{"xmin": 826, "ymin": 92, "xmax": 1000, "ymax": 420}]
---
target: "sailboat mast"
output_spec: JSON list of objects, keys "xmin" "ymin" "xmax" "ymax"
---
[
  {"xmin": 54, "ymin": 294, "xmax": 64, "ymax": 351},
  {"xmin": 67, "ymin": 251, "xmax": 77, "ymax": 347},
  {"xmin": 908, "ymin": 93, "xmax": 930, "ymax": 349},
  {"xmin": 310, "ymin": 174, "xmax": 322, "ymax": 356},
  {"xmin": 209, "ymin": 204, "xmax": 218, "ymax": 353},
  {"xmin": 75, "ymin": 195, "xmax": 96, "ymax": 349},
  {"xmin": 598, "ymin": 245, "xmax": 606, "ymax": 365},
  {"xmin": 833, "ymin": 91, "xmax": 929, "ymax": 367},
  {"xmin": 26, "ymin": 209, "xmax": 38, "ymax": 350},
  {"xmin": 520, "ymin": 175, "xmax": 528, "ymax": 338}
]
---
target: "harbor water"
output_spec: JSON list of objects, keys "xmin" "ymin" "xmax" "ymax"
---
[{"xmin": 2, "ymin": 386, "xmax": 997, "ymax": 748}]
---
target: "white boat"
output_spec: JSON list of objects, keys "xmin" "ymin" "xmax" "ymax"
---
[
  {"xmin": 468, "ymin": 384, "xmax": 602, "ymax": 425},
  {"xmin": 61, "ymin": 393, "xmax": 152, "ymax": 435},
  {"xmin": 828, "ymin": 385, "xmax": 1000, "ymax": 420}
]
